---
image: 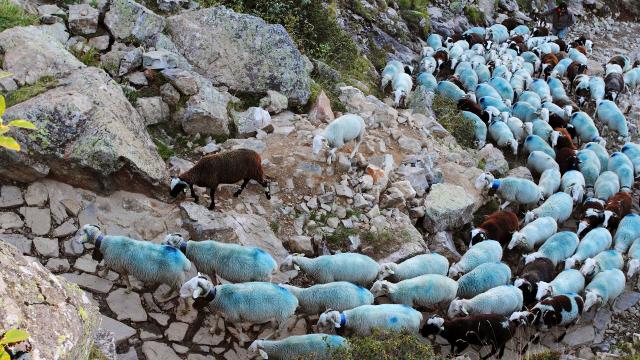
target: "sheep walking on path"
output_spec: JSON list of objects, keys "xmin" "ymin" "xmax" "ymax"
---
[{"xmin": 312, "ymin": 114, "xmax": 366, "ymax": 165}]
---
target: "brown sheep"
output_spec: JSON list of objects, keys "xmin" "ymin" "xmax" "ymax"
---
[
  {"xmin": 604, "ymin": 72, "xmax": 625, "ymax": 102},
  {"xmin": 556, "ymin": 147, "xmax": 579, "ymax": 174},
  {"xmin": 170, "ymin": 149, "xmax": 270, "ymax": 210},
  {"xmin": 470, "ymin": 211, "xmax": 519, "ymax": 247},
  {"xmin": 603, "ymin": 192, "xmax": 633, "ymax": 230},
  {"xmin": 567, "ymin": 61, "xmax": 588, "ymax": 87},
  {"xmin": 552, "ymin": 127, "xmax": 576, "ymax": 150},
  {"xmin": 464, "ymin": 33, "xmax": 485, "ymax": 46},
  {"xmin": 515, "ymin": 257, "xmax": 556, "ymax": 307}
]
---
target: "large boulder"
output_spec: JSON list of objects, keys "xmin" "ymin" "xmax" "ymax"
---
[
  {"xmin": 0, "ymin": 240, "xmax": 100, "ymax": 359},
  {"xmin": 104, "ymin": 0, "xmax": 165, "ymax": 42},
  {"xmin": 0, "ymin": 25, "xmax": 84, "ymax": 85},
  {"xmin": 166, "ymin": 6, "xmax": 311, "ymax": 105},
  {"xmin": 177, "ymin": 72, "xmax": 235, "ymax": 137},
  {"xmin": 0, "ymin": 67, "xmax": 168, "ymax": 197},
  {"xmin": 369, "ymin": 210, "xmax": 428, "ymax": 263},
  {"xmin": 422, "ymin": 183, "xmax": 476, "ymax": 233},
  {"xmin": 339, "ymin": 86, "xmax": 398, "ymax": 128}
]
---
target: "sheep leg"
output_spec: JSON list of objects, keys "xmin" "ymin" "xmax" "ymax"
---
[
  {"xmin": 480, "ymin": 344, "xmax": 498, "ymax": 360},
  {"xmin": 190, "ymin": 184, "xmax": 199, "ymax": 204},
  {"xmin": 208, "ymin": 188, "xmax": 216, "ymax": 210},
  {"xmin": 497, "ymin": 343, "xmax": 507, "ymax": 359},
  {"xmin": 234, "ymin": 179, "xmax": 249, "ymax": 197},
  {"xmin": 256, "ymin": 178, "xmax": 271, "ymax": 200},
  {"xmin": 500, "ymin": 201, "xmax": 511, "ymax": 210},
  {"xmin": 122, "ymin": 272, "xmax": 133, "ymax": 293},
  {"xmin": 234, "ymin": 323, "xmax": 249, "ymax": 347},
  {"xmin": 349, "ymin": 135, "xmax": 364, "ymax": 160}
]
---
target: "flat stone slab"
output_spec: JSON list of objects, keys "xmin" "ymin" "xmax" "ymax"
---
[
  {"xmin": 0, "ymin": 212, "xmax": 24, "ymax": 229},
  {"xmin": 33, "ymin": 237, "xmax": 59, "ymax": 257},
  {"xmin": 99, "ymin": 315, "xmax": 136, "ymax": 345},
  {"xmin": 21, "ymin": 207, "xmax": 51, "ymax": 235},
  {"xmin": 613, "ymin": 291, "xmax": 640, "ymax": 313},
  {"xmin": 61, "ymin": 273, "xmax": 113, "ymax": 294},
  {"xmin": 0, "ymin": 233, "xmax": 32, "ymax": 254},
  {"xmin": 141, "ymin": 341, "xmax": 181, "ymax": 360},
  {"xmin": 0, "ymin": 185, "xmax": 24, "ymax": 208},
  {"xmin": 106, "ymin": 288, "xmax": 147, "ymax": 322}
]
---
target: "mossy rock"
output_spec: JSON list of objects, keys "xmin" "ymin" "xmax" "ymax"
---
[
  {"xmin": 400, "ymin": 9, "xmax": 431, "ymax": 38},
  {"xmin": 432, "ymin": 94, "xmax": 475, "ymax": 148}
]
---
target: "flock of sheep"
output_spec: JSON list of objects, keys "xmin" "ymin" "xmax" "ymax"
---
[{"xmin": 71, "ymin": 19, "xmax": 640, "ymax": 360}]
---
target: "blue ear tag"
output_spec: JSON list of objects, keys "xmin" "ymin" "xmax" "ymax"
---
[
  {"xmin": 491, "ymin": 179, "xmax": 500, "ymax": 190},
  {"xmin": 339, "ymin": 313, "xmax": 347, "ymax": 327}
]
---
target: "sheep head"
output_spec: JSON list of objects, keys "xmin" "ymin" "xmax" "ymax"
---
[
  {"xmin": 312, "ymin": 135, "xmax": 328, "ymax": 155},
  {"xmin": 377, "ymin": 263, "xmax": 397, "ymax": 280},
  {"xmin": 509, "ymin": 311, "xmax": 532, "ymax": 326},
  {"xmin": 370, "ymin": 280, "xmax": 392, "ymax": 297},
  {"xmin": 570, "ymin": 185, "xmax": 584, "ymax": 204},
  {"xmin": 508, "ymin": 232, "xmax": 525, "ymax": 250},
  {"xmin": 163, "ymin": 233, "xmax": 186, "ymax": 248},
  {"xmin": 470, "ymin": 228, "xmax": 488, "ymax": 246},
  {"xmin": 279, "ymin": 254, "xmax": 302, "ymax": 272},
  {"xmin": 564, "ymin": 256, "xmax": 578, "ymax": 269},
  {"xmin": 474, "ymin": 172, "xmax": 494, "ymax": 191},
  {"xmin": 393, "ymin": 89, "xmax": 407, "ymax": 108},
  {"xmin": 534, "ymin": 281, "xmax": 552, "ymax": 300},
  {"xmin": 318, "ymin": 310, "xmax": 342, "ymax": 330},
  {"xmin": 447, "ymin": 299, "xmax": 468, "ymax": 318},
  {"xmin": 523, "ymin": 211, "xmax": 537, "ymax": 225},
  {"xmin": 422, "ymin": 316, "xmax": 445, "ymax": 338},
  {"xmin": 180, "ymin": 273, "xmax": 213, "ymax": 299},
  {"xmin": 170, "ymin": 177, "xmax": 189, "ymax": 198},
  {"xmin": 583, "ymin": 290, "xmax": 602, "ymax": 311},
  {"xmin": 550, "ymin": 131, "xmax": 560, "ymax": 147},
  {"xmin": 79, "ymin": 224, "xmax": 101, "ymax": 244},
  {"xmin": 580, "ymin": 258, "xmax": 598, "ymax": 278},
  {"xmin": 248, "ymin": 340, "xmax": 269, "ymax": 359},
  {"xmin": 508, "ymin": 139, "xmax": 518, "ymax": 155},
  {"xmin": 627, "ymin": 259, "xmax": 640, "ymax": 278}
]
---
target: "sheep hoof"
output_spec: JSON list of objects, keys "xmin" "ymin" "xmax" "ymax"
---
[{"xmin": 265, "ymin": 193, "xmax": 271, "ymax": 200}]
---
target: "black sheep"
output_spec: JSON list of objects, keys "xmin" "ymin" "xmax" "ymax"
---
[
  {"xmin": 170, "ymin": 149, "xmax": 270, "ymax": 210},
  {"xmin": 514, "ymin": 257, "xmax": 556, "ymax": 308}
]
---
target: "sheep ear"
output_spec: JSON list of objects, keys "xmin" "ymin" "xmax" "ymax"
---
[
  {"xmin": 193, "ymin": 287, "xmax": 203, "ymax": 299},
  {"xmin": 259, "ymin": 350, "xmax": 269, "ymax": 359},
  {"xmin": 293, "ymin": 264, "xmax": 300, "ymax": 271}
]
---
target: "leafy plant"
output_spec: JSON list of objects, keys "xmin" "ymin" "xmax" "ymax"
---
[
  {"xmin": 464, "ymin": 5, "xmax": 485, "ymax": 26},
  {"xmin": 0, "ymin": 0, "xmax": 38, "ymax": 32},
  {"xmin": 0, "ymin": 95, "xmax": 36, "ymax": 151},
  {"xmin": 329, "ymin": 329, "xmax": 440, "ymax": 360},
  {"xmin": 0, "ymin": 328, "xmax": 30, "ymax": 360},
  {"xmin": 152, "ymin": 138, "xmax": 175, "ymax": 160}
]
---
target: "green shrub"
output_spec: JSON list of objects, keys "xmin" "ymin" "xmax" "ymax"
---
[
  {"xmin": 121, "ymin": 86, "xmax": 139, "ymax": 106},
  {"xmin": 329, "ymin": 329, "xmax": 441, "ymax": 360},
  {"xmin": 324, "ymin": 225, "xmax": 358, "ymax": 252},
  {"xmin": 6, "ymin": 76, "xmax": 58, "ymax": 107},
  {"xmin": 72, "ymin": 47, "xmax": 101, "ymax": 67},
  {"xmin": 0, "ymin": 0, "xmax": 37, "ymax": 32},
  {"xmin": 400, "ymin": 9, "xmax": 431, "ymax": 38},
  {"xmin": 432, "ymin": 94, "xmax": 475, "ymax": 148},
  {"xmin": 152, "ymin": 138, "xmax": 175, "ymax": 160},
  {"xmin": 464, "ymin": 5, "xmax": 485, "ymax": 26}
]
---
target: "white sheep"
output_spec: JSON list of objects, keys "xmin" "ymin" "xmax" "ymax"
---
[
  {"xmin": 381, "ymin": 60, "xmax": 404, "ymax": 90},
  {"xmin": 626, "ymin": 238, "xmax": 640, "ymax": 278},
  {"xmin": 594, "ymin": 171, "xmax": 620, "ymax": 202},
  {"xmin": 508, "ymin": 216, "xmax": 557, "ymax": 251},
  {"xmin": 377, "ymin": 253, "xmax": 449, "ymax": 281},
  {"xmin": 447, "ymin": 285, "xmax": 523, "ymax": 318},
  {"xmin": 527, "ymin": 151, "xmax": 560, "ymax": 176},
  {"xmin": 280, "ymin": 253, "xmax": 379, "ymax": 286},
  {"xmin": 565, "ymin": 227, "xmax": 612, "ymax": 269},
  {"xmin": 317, "ymin": 304, "xmax": 422, "ymax": 336},
  {"xmin": 312, "ymin": 114, "xmax": 366, "ymax": 165},
  {"xmin": 523, "ymin": 192, "xmax": 573, "ymax": 225},
  {"xmin": 248, "ymin": 334, "xmax": 348, "ymax": 360},
  {"xmin": 583, "ymin": 269, "xmax": 626, "ymax": 311},
  {"xmin": 580, "ymin": 250, "xmax": 625, "ymax": 278},
  {"xmin": 370, "ymin": 274, "xmax": 458, "ymax": 308},
  {"xmin": 561, "ymin": 170, "xmax": 586, "ymax": 204},
  {"xmin": 535, "ymin": 269, "xmax": 585, "ymax": 301},
  {"xmin": 448, "ymin": 240, "xmax": 502, "ymax": 278},
  {"xmin": 392, "ymin": 72, "xmax": 413, "ymax": 108}
]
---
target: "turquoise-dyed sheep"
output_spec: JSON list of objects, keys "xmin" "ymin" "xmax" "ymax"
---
[
  {"xmin": 464, "ymin": 27, "xmax": 486, "ymax": 36},
  {"xmin": 527, "ymin": 151, "xmax": 559, "ymax": 175},
  {"xmin": 535, "ymin": 269, "xmax": 585, "ymax": 300},
  {"xmin": 589, "ymin": 76, "xmax": 606, "ymax": 106},
  {"xmin": 583, "ymin": 269, "xmax": 626, "ymax": 311},
  {"xmin": 421, "ymin": 56, "xmax": 437, "ymax": 75},
  {"xmin": 249, "ymin": 334, "xmax": 348, "ymax": 360},
  {"xmin": 180, "ymin": 275, "xmax": 298, "ymax": 342},
  {"xmin": 520, "ymin": 91, "xmax": 543, "ymax": 109},
  {"xmin": 526, "ymin": 119, "xmax": 554, "ymax": 143},
  {"xmin": 510, "ymin": 25, "xmax": 530, "ymax": 36},
  {"xmin": 607, "ymin": 152, "xmax": 634, "ymax": 192},
  {"xmin": 279, "ymin": 282, "xmax": 373, "ymax": 315},
  {"xmin": 524, "ymin": 192, "xmax": 573, "ymax": 224},
  {"xmin": 489, "ymin": 119, "xmax": 518, "ymax": 155},
  {"xmin": 548, "ymin": 77, "xmax": 569, "ymax": 103},
  {"xmin": 317, "ymin": 304, "xmax": 422, "ymax": 336},
  {"xmin": 476, "ymin": 84, "xmax": 502, "ymax": 102},
  {"xmin": 525, "ymin": 231, "xmax": 579, "ymax": 266},
  {"xmin": 530, "ymin": 79, "xmax": 552, "ymax": 102},
  {"xmin": 539, "ymin": 168, "xmax": 561, "ymax": 199},
  {"xmin": 476, "ymin": 64, "xmax": 492, "ymax": 83},
  {"xmin": 624, "ymin": 67, "xmax": 640, "ymax": 89},
  {"xmin": 427, "ymin": 34, "xmax": 443, "ymax": 50},
  {"xmin": 513, "ymin": 101, "xmax": 541, "ymax": 123},
  {"xmin": 163, "ymin": 234, "xmax": 276, "ymax": 283},
  {"xmin": 492, "ymin": 65, "xmax": 512, "ymax": 80},
  {"xmin": 594, "ymin": 171, "xmax": 620, "ymax": 201},
  {"xmin": 312, "ymin": 114, "xmax": 366, "ymax": 165},
  {"xmin": 524, "ymin": 136, "xmax": 555, "ymax": 159},
  {"xmin": 565, "ymin": 228, "xmax": 612, "ymax": 269},
  {"xmin": 561, "ymin": 170, "xmax": 586, "ymax": 204},
  {"xmin": 448, "ymin": 240, "xmax": 502, "ymax": 278},
  {"xmin": 614, "ymin": 214, "xmax": 640, "ymax": 253},
  {"xmin": 417, "ymin": 73, "xmax": 438, "ymax": 92},
  {"xmin": 475, "ymin": 172, "xmax": 542, "ymax": 209},
  {"xmin": 549, "ymin": 58, "xmax": 574, "ymax": 79},
  {"xmin": 447, "ymin": 285, "xmax": 523, "ymax": 318},
  {"xmin": 480, "ymin": 96, "xmax": 510, "ymax": 113},
  {"xmin": 392, "ymin": 72, "xmax": 413, "ymax": 108},
  {"xmin": 509, "ymin": 217, "xmax": 558, "ymax": 251},
  {"xmin": 378, "ymin": 253, "xmax": 449, "ymax": 281},
  {"xmin": 571, "ymin": 112, "xmax": 605, "ymax": 146},
  {"xmin": 463, "ymin": 111, "xmax": 487, "ymax": 149},
  {"xmin": 626, "ymin": 238, "xmax": 640, "ymax": 277},
  {"xmin": 621, "ymin": 142, "xmax": 640, "ymax": 177},
  {"xmin": 489, "ymin": 77, "xmax": 514, "ymax": 105},
  {"xmin": 456, "ymin": 262, "xmax": 512, "ymax": 299},
  {"xmin": 580, "ymin": 250, "xmax": 624, "ymax": 278},
  {"xmin": 511, "ymin": 74, "xmax": 528, "ymax": 96},
  {"xmin": 370, "ymin": 274, "xmax": 458, "ymax": 308},
  {"xmin": 381, "ymin": 60, "xmax": 404, "ymax": 91},
  {"xmin": 596, "ymin": 100, "xmax": 629, "ymax": 141},
  {"xmin": 280, "ymin": 253, "xmax": 379, "ymax": 286},
  {"xmin": 486, "ymin": 24, "xmax": 509, "ymax": 44},
  {"xmin": 543, "ymin": 101, "xmax": 573, "ymax": 121},
  {"xmin": 568, "ymin": 48, "xmax": 588, "ymax": 65},
  {"xmin": 584, "ymin": 142, "xmax": 609, "ymax": 171},
  {"xmin": 437, "ymin": 81, "xmax": 466, "ymax": 102},
  {"xmin": 78, "ymin": 225, "xmax": 190, "ymax": 295},
  {"xmin": 577, "ymin": 149, "xmax": 602, "ymax": 193}
]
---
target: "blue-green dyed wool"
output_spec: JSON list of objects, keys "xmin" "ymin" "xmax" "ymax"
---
[
  {"xmin": 614, "ymin": 214, "xmax": 640, "ymax": 253},
  {"xmin": 457, "ymin": 262, "xmax": 511, "ymax": 299},
  {"xmin": 280, "ymin": 282, "xmax": 373, "ymax": 314}
]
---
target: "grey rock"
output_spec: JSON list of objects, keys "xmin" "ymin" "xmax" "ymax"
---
[
  {"xmin": 392, "ymin": 180, "xmax": 416, "ymax": 200},
  {"xmin": 308, "ymin": 90, "xmax": 334, "ymax": 124},
  {"xmin": 149, "ymin": 312, "xmax": 170, "ymax": 326},
  {"xmin": 68, "ymin": 4, "xmax": 99, "ymax": 35},
  {"xmin": 165, "ymin": 322, "xmax": 189, "ymax": 342},
  {"xmin": 259, "ymin": 90, "xmax": 288, "ymax": 114},
  {"xmin": 613, "ymin": 291, "xmax": 640, "ymax": 313},
  {"xmin": 423, "ymin": 183, "xmax": 475, "ymax": 233},
  {"xmin": 117, "ymin": 348, "xmax": 138, "ymax": 360},
  {"xmin": 136, "ymin": 97, "xmax": 170, "ymax": 126},
  {"xmin": 0, "ymin": 77, "xmax": 18, "ymax": 92},
  {"xmin": 46, "ymin": 258, "xmax": 70, "ymax": 272},
  {"xmin": 222, "ymin": 138, "xmax": 266, "ymax": 154},
  {"xmin": 106, "ymin": 288, "xmax": 147, "ymax": 322},
  {"xmin": 233, "ymin": 107, "xmax": 272, "ymax": 138},
  {"xmin": 38, "ymin": 4, "xmax": 66, "ymax": 19},
  {"xmin": 337, "ymin": 153, "xmax": 351, "ymax": 172},
  {"xmin": 166, "ymin": 6, "xmax": 311, "ymax": 104},
  {"xmin": 428, "ymin": 231, "xmax": 461, "ymax": 261},
  {"xmin": 142, "ymin": 341, "xmax": 181, "ymax": 360},
  {"xmin": 507, "ymin": 166, "xmax": 534, "ymax": 181},
  {"xmin": 67, "ymin": 35, "xmax": 87, "ymax": 53},
  {"xmin": 61, "ymin": 273, "xmax": 114, "ymax": 294},
  {"xmin": 119, "ymin": 47, "xmax": 143, "ymax": 76},
  {"xmin": 88, "ymin": 35, "xmax": 110, "ymax": 51},
  {"xmin": 74, "ymin": 255, "xmax": 99, "ymax": 273},
  {"xmin": 104, "ymin": 0, "xmax": 165, "ymax": 42},
  {"xmin": 0, "ymin": 185, "xmax": 23, "ymax": 208},
  {"xmin": 140, "ymin": 329, "xmax": 162, "ymax": 340},
  {"xmin": 142, "ymin": 49, "xmax": 178, "ymax": 70},
  {"xmin": 380, "ymin": 187, "xmax": 405, "ymax": 209},
  {"xmin": 126, "ymin": 71, "xmax": 148, "ymax": 87},
  {"xmin": 33, "ymin": 237, "xmax": 59, "ymax": 257},
  {"xmin": 288, "ymin": 236, "xmax": 314, "ymax": 255},
  {"xmin": 339, "ymin": 86, "xmax": 398, "ymax": 127},
  {"xmin": 53, "ymin": 219, "xmax": 78, "ymax": 237},
  {"xmin": 146, "ymin": 33, "xmax": 193, "ymax": 71},
  {"xmin": 398, "ymin": 135, "xmax": 422, "ymax": 153},
  {"xmin": 408, "ymin": 85, "xmax": 434, "ymax": 115},
  {"xmin": 1, "ymin": 67, "xmax": 167, "ymax": 196},
  {"xmin": 180, "ymin": 73, "xmax": 234, "ymax": 137},
  {"xmin": 160, "ymin": 83, "xmax": 180, "ymax": 106},
  {"xmin": 157, "ymin": 0, "xmax": 188, "ymax": 12},
  {"xmin": 563, "ymin": 325, "xmax": 595, "ymax": 346},
  {"xmin": 0, "ymin": 234, "xmax": 32, "ymax": 254},
  {"xmin": 499, "ymin": 0, "xmax": 519, "ymax": 12},
  {"xmin": 64, "ymin": 239, "xmax": 85, "ymax": 256},
  {"xmin": 0, "ymin": 26, "xmax": 84, "ymax": 85},
  {"xmin": 0, "ymin": 241, "xmax": 101, "ymax": 360},
  {"xmin": 0, "ymin": 212, "xmax": 24, "ymax": 229},
  {"xmin": 21, "ymin": 207, "xmax": 51, "ymax": 235},
  {"xmin": 479, "ymin": 144, "xmax": 509, "ymax": 176},
  {"xmin": 25, "ymin": 182, "xmax": 49, "ymax": 206},
  {"xmin": 335, "ymin": 184, "xmax": 354, "ymax": 198},
  {"xmin": 476, "ymin": 0, "xmax": 495, "ymax": 23},
  {"xmin": 192, "ymin": 323, "xmax": 224, "ymax": 346},
  {"xmin": 100, "ymin": 316, "xmax": 136, "ymax": 345},
  {"xmin": 160, "ymin": 68, "xmax": 198, "ymax": 95},
  {"xmin": 93, "ymin": 329, "xmax": 117, "ymax": 360}
]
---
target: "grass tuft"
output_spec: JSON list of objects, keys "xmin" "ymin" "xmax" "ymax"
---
[
  {"xmin": 152, "ymin": 138, "xmax": 175, "ymax": 161},
  {"xmin": 0, "ymin": 0, "xmax": 38, "ymax": 33},
  {"xmin": 329, "ymin": 329, "xmax": 441, "ymax": 360},
  {"xmin": 72, "ymin": 47, "xmax": 101, "ymax": 67},
  {"xmin": 6, "ymin": 76, "xmax": 58, "ymax": 107},
  {"xmin": 464, "ymin": 5, "xmax": 485, "ymax": 26},
  {"xmin": 432, "ymin": 94, "xmax": 475, "ymax": 148}
]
